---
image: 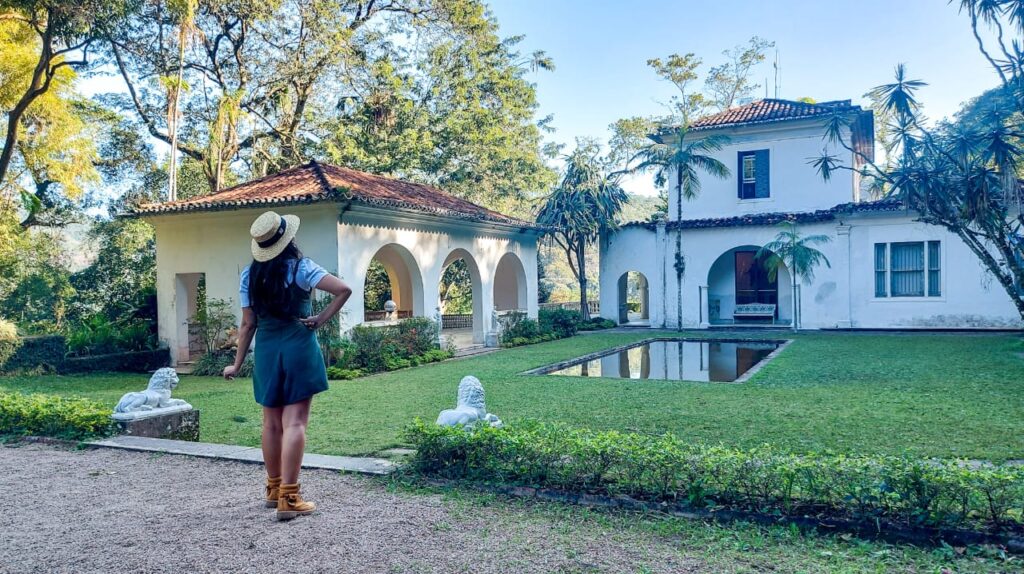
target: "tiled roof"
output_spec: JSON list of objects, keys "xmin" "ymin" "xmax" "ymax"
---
[
  {"xmin": 132, "ymin": 161, "xmax": 540, "ymax": 229},
  {"xmin": 687, "ymin": 99, "xmax": 860, "ymax": 132},
  {"xmin": 622, "ymin": 198, "xmax": 906, "ymax": 231}
]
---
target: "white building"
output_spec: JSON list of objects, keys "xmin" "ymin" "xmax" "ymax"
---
[
  {"xmin": 600, "ymin": 99, "xmax": 1022, "ymax": 330},
  {"xmin": 135, "ymin": 161, "xmax": 541, "ymax": 365}
]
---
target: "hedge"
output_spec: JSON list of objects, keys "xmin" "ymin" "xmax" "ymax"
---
[
  {"xmin": 0, "ymin": 392, "xmax": 114, "ymax": 440},
  {"xmin": 0, "ymin": 335, "xmax": 67, "ymax": 374},
  {"xmin": 61, "ymin": 348, "xmax": 170, "ymax": 374},
  {"xmin": 405, "ymin": 420, "xmax": 1024, "ymax": 533}
]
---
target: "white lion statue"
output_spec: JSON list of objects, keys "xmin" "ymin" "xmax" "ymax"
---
[
  {"xmin": 436, "ymin": 375, "xmax": 502, "ymax": 429},
  {"xmin": 113, "ymin": 368, "xmax": 192, "ymax": 420}
]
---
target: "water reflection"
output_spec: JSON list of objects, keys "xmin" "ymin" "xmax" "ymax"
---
[{"xmin": 548, "ymin": 340, "xmax": 779, "ymax": 382}]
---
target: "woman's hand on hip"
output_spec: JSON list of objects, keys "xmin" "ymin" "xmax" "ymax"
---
[{"xmin": 299, "ymin": 314, "xmax": 322, "ymax": 330}]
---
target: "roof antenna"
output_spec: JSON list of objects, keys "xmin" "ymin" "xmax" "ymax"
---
[{"xmin": 773, "ymin": 49, "xmax": 780, "ymax": 99}]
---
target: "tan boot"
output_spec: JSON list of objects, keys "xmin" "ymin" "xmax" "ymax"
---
[
  {"xmin": 265, "ymin": 476, "xmax": 282, "ymax": 508},
  {"xmin": 276, "ymin": 483, "xmax": 315, "ymax": 521}
]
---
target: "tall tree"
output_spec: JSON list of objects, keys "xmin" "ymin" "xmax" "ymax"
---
[
  {"xmin": 757, "ymin": 222, "xmax": 831, "ymax": 330},
  {"xmin": 812, "ymin": 0, "xmax": 1024, "ymax": 319},
  {"xmin": 704, "ymin": 36, "xmax": 775, "ymax": 110},
  {"xmin": 629, "ymin": 126, "xmax": 729, "ymax": 329},
  {"xmin": 0, "ymin": 0, "xmax": 134, "ymax": 188},
  {"xmin": 536, "ymin": 142, "xmax": 628, "ymax": 321}
]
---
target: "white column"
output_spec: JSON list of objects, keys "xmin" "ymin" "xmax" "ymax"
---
[
  {"xmin": 699, "ymin": 284, "xmax": 710, "ymax": 329},
  {"xmin": 835, "ymin": 224, "xmax": 853, "ymax": 329}
]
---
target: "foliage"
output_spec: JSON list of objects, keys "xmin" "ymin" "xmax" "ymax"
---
[
  {"xmin": 0, "ymin": 224, "xmax": 74, "ymax": 330},
  {"xmin": 0, "ymin": 334, "xmax": 65, "ymax": 374},
  {"xmin": 193, "ymin": 297, "xmax": 235, "ymax": 354},
  {"xmin": 4, "ymin": 331, "xmax": 1024, "ymax": 460},
  {"xmin": 536, "ymin": 142, "xmax": 629, "ymax": 320},
  {"xmin": 406, "ymin": 420, "xmax": 1024, "ymax": 533},
  {"xmin": 538, "ymin": 307, "xmax": 579, "ymax": 338},
  {"xmin": 576, "ymin": 316, "xmax": 616, "ymax": 331},
  {"xmin": 811, "ymin": 4, "xmax": 1024, "ymax": 319},
  {"xmin": 190, "ymin": 350, "xmax": 251, "ymax": 377},
  {"xmin": 311, "ymin": 292, "xmax": 342, "ymax": 367},
  {"xmin": 0, "ymin": 391, "xmax": 113, "ymax": 440},
  {"xmin": 64, "ymin": 314, "xmax": 156, "ymax": 357},
  {"xmin": 498, "ymin": 311, "xmax": 539, "ymax": 344},
  {"xmin": 61, "ymin": 347, "xmax": 168, "ymax": 373},
  {"xmin": 703, "ymin": 37, "xmax": 775, "ymax": 111},
  {"xmin": 70, "ymin": 218, "xmax": 155, "ymax": 323},
  {"xmin": 758, "ymin": 222, "xmax": 832, "ymax": 285},
  {"xmin": 101, "ymin": 0, "xmax": 555, "ymax": 209},
  {"xmin": 348, "ymin": 317, "xmax": 441, "ymax": 374},
  {"xmin": 362, "ymin": 259, "xmax": 392, "ymax": 314},
  {"xmin": 326, "ymin": 366, "xmax": 363, "ymax": 380},
  {"xmin": 439, "ymin": 258, "xmax": 473, "ymax": 315},
  {"xmin": 0, "ymin": 319, "xmax": 20, "ymax": 368}
]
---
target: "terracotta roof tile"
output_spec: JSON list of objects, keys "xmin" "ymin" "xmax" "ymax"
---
[
  {"xmin": 133, "ymin": 161, "xmax": 539, "ymax": 229},
  {"xmin": 687, "ymin": 99, "xmax": 860, "ymax": 132},
  {"xmin": 621, "ymin": 198, "xmax": 906, "ymax": 231}
]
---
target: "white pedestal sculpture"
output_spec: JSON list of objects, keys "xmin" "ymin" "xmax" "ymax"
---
[{"xmin": 436, "ymin": 375, "xmax": 502, "ymax": 429}]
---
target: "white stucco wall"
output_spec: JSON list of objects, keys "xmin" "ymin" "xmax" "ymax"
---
[
  {"xmin": 599, "ymin": 224, "xmax": 666, "ymax": 326},
  {"xmin": 600, "ymin": 212, "xmax": 1022, "ymax": 330},
  {"xmin": 149, "ymin": 205, "xmax": 340, "ymax": 363},
  {"xmin": 148, "ymin": 203, "xmax": 540, "ymax": 363},
  {"xmin": 670, "ymin": 121, "xmax": 856, "ymax": 221}
]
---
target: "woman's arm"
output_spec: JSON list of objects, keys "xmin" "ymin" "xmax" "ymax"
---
[
  {"xmin": 299, "ymin": 274, "xmax": 353, "ymax": 330},
  {"xmin": 223, "ymin": 307, "xmax": 257, "ymax": 380}
]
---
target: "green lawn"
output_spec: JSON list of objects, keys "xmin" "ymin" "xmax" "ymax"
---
[{"xmin": 3, "ymin": 330, "xmax": 1023, "ymax": 460}]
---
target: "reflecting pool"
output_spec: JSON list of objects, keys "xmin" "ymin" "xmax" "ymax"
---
[{"xmin": 545, "ymin": 339, "xmax": 781, "ymax": 383}]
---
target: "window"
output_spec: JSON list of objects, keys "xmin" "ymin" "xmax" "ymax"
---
[
  {"xmin": 737, "ymin": 150, "xmax": 769, "ymax": 199},
  {"xmin": 874, "ymin": 241, "xmax": 941, "ymax": 298}
]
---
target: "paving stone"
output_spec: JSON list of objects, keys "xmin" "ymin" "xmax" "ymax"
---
[{"xmin": 88, "ymin": 436, "xmax": 397, "ymax": 475}]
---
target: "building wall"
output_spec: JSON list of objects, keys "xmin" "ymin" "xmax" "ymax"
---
[
  {"xmin": 600, "ymin": 213, "xmax": 1021, "ymax": 330},
  {"xmin": 150, "ymin": 205, "xmax": 339, "ymax": 363},
  {"xmin": 599, "ymin": 224, "xmax": 666, "ymax": 326},
  {"xmin": 669, "ymin": 121, "xmax": 856, "ymax": 222},
  {"xmin": 150, "ymin": 204, "xmax": 539, "ymax": 364}
]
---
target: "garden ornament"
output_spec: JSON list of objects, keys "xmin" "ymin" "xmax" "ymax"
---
[
  {"xmin": 436, "ymin": 375, "xmax": 502, "ymax": 429},
  {"xmin": 112, "ymin": 368, "xmax": 193, "ymax": 421}
]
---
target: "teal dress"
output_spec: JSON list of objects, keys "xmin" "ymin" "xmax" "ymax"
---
[{"xmin": 252, "ymin": 275, "xmax": 329, "ymax": 408}]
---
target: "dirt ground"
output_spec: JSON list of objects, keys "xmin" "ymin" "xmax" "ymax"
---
[{"xmin": 0, "ymin": 444, "xmax": 702, "ymax": 574}]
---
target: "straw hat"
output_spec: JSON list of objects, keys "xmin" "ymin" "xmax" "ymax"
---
[{"xmin": 250, "ymin": 211, "xmax": 300, "ymax": 262}]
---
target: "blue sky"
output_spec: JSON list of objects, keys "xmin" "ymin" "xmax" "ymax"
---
[{"xmin": 488, "ymin": 0, "xmax": 1001, "ymax": 194}]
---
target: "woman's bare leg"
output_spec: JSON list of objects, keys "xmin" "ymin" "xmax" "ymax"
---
[
  {"xmin": 280, "ymin": 398, "xmax": 312, "ymax": 484},
  {"xmin": 262, "ymin": 406, "xmax": 284, "ymax": 479}
]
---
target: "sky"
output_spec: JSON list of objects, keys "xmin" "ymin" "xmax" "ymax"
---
[{"xmin": 487, "ymin": 0, "xmax": 1002, "ymax": 195}]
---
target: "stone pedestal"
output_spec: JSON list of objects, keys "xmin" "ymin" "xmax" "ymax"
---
[{"xmin": 114, "ymin": 409, "xmax": 200, "ymax": 442}]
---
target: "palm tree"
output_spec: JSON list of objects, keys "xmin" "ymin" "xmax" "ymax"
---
[
  {"xmin": 166, "ymin": 0, "xmax": 198, "ymax": 202},
  {"xmin": 629, "ymin": 126, "xmax": 730, "ymax": 329},
  {"xmin": 537, "ymin": 145, "xmax": 628, "ymax": 321},
  {"xmin": 757, "ymin": 222, "xmax": 831, "ymax": 330}
]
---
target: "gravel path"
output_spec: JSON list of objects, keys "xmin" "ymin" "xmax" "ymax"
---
[{"xmin": 0, "ymin": 444, "xmax": 702, "ymax": 574}]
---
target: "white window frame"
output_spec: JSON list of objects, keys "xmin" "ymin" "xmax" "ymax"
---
[{"xmin": 873, "ymin": 241, "xmax": 942, "ymax": 300}]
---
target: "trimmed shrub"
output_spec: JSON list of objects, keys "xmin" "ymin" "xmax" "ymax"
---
[
  {"xmin": 326, "ymin": 367, "xmax": 363, "ymax": 380},
  {"xmin": 577, "ymin": 317, "xmax": 616, "ymax": 331},
  {"xmin": 348, "ymin": 317, "xmax": 441, "ymax": 374},
  {"xmin": 0, "ymin": 335, "xmax": 67, "ymax": 374},
  {"xmin": 538, "ymin": 308, "xmax": 579, "ymax": 338},
  {"xmin": 61, "ymin": 348, "xmax": 170, "ymax": 374},
  {"xmin": 0, "ymin": 392, "xmax": 114, "ymax": 440},
  {"xmin": 405, "ymin": 420, "xmax": 1024, "ymax": 533},
  {"xmin": 190, "ymin": 351, "xmax": 253, "ymax": 377}
]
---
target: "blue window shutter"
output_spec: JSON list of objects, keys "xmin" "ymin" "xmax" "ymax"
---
[
  {"xmin": 755, "ymin": 149, "xmax": 770, "ymax": 198},
  {"xmin": 737, "ymin": 152, "xmax": 744, "ymax": 198}
]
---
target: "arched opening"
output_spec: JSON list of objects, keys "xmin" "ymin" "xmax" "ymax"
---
[
  {"xmin": 706, "ymin": 246, "xmax": 792, "ymax": 326},
  {"xmin": 616, "ymin": 271, "xmax": 650, "ymax": 326},
  {"xmin": 440, "ymin": 249, "xmax": 483, "ymax": 347},
  {"xmin": 363, "ymin": 243, "xmax": 424, "ymax": 322},
  {"xmin": 493, "ymin": 252, "xmax": 528, "ymax": 312}
]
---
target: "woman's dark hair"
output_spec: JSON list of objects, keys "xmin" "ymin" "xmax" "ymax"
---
[{"xmin": 249, "ymin": 241, "xmax": 303, "ymax": 318}]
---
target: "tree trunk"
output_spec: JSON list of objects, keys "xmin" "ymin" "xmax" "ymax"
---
[
  {"xmin": 792, "ymin": 271, "xmax": 799, "ymax": 332},
  {"xmin": 676, "ymin": 166, "xmax": 683, "ymax": 331},
  {"xmin": 0, "ymin": 30, "xmax": 54, "ymax": 188},
  {"xmin": 578, "ymin": 242, "xmax": 591, "ymax": 321}
]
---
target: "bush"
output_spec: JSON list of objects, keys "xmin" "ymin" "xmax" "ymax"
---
[
  {"xmin": 538, "ymin": 308, "xmax": 579, "ymax": 338},
  {"xmin": 0, "ymin": 335, "xmax": 67, "ymax": 374},
  {"xmin": 326, "ymin": 367, "xmax": 363, "ymax": 380},
  {"xmin": 348, "ymin": 317, "xmax": 441, "ymax": 374},
  {"xmin": 65, "ymin": 314, "xmax": 157, "ymax": 357},
  {"xmin": 0, "ymin": 319, "xmax": 20, "ymax": 369},
  {"xmin": 498, "ymin": 311, "xmax": 540, "ymax": 346},
  {"xmin": 577, "ymin": 317, "xmax": 616, "ymax": 331},
  {"xmin": 0, "ymin": 392, "xmax": 114, "ymax": 440},
  {"xmin": 405, "ymin": 421, "xmax": 1024, "ymax": 533},
  {"xmin": 190, "ymin": 351, "xmax": 253, "ymax": 377},
  {"xmin": 62, "ymin": 348, "xmax": 171, "ymax": 374}
]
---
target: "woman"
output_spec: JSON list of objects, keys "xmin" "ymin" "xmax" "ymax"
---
[{"xmin": 223, "ymin": 210, "xmax": 352, "ymax": 521}]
